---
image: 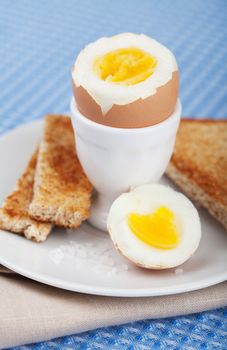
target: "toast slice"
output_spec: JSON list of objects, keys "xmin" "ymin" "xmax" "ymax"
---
[
  {"xmin": 29, "ymin": 115, "xmax": 92, "ymax": 228},
  {"xmin": 0, "ymin": 151, "xmax": 52, "ymax": 242},
  {"xmin": 166, "ymin": 119, "xmax": 227, "ymax": 230}
]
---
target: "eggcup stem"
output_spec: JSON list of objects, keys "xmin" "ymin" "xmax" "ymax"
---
[{"xmin": 70, "ymin": 98, "xmax": 182, "ymax": 232}]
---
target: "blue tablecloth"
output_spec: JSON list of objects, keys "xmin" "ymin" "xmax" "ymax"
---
[{"xmin": 0, "ymin": 0, "xmax": 226, "ymax": 349}]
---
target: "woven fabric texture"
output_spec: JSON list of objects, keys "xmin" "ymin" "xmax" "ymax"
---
[{"xmin": 0, "ymin": 0, "xmax": 226, "ymax": 349}]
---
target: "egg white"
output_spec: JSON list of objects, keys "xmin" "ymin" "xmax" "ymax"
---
[
  {"xmin": 73, "ymin": 33, "xmax": 178, "ymax": 114},
  {"xmin": 107, "ymin": 184, "xmax": 201, "ymax": 269}
]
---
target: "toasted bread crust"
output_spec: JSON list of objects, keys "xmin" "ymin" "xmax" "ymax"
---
[
  {"xmin": 0, "ymin": 151, "xmax": 52, "ymax": 242},
  {"xmin": 166, "ymin": 119, "xmax": 227, "ymax": 229},
  {"xmin": 29, "ymin": 115, "xmax": 92, "ymax": 228}
]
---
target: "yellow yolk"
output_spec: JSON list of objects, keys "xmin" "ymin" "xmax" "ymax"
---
[
  {"xmin": 128, "ymin": 207, "xmax": 179, "ymax": 249},
  {"xmin": 94, "ymin": 47, "xmax": 157, "ymax": 85}
]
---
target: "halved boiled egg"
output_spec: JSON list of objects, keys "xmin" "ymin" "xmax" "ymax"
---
[
  {"xmin": 107, "ymin": 184, "xmax": 201, "ymax": 269},
  {"xmin": 72, "ymin": 33, "xmax": 178, "ymax": 128}
]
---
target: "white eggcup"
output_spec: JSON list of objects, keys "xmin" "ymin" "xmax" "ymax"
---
[{"xmin": 71, "ymin": 98, "xmax": 181, "ymax": 231}]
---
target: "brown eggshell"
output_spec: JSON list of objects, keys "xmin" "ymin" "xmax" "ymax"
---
[{"xmin": 72, "ymin": 71, "xmax": 179, "ymax": 128}]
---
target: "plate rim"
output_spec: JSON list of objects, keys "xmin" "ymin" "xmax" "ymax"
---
[{"xmin": 0, "ymin": 251, "xmax": 227, "ymax": 297}]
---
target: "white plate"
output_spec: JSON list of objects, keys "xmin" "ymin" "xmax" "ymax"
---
[{"xmin": 0, "ymin": 120, "xmax": 226, "ymax": 297}]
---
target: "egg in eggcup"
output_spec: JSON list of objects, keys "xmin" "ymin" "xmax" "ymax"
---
[
  {"xmin": 72, "ymin": 33, "xmax": 179, "ymax": 128},
  {"xmin": 71, "ymin": 33, "xmax": 181, "ymax": 231}
]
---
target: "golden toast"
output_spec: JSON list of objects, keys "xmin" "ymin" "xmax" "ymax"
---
[
  {"xmin": 0, "ymin": 151, "xmax": 52, "ymax": 242},
  {"xmin": 29, "ymin": 115, "xmax": 93, "ymax": 228},
  {"xmin": 166, "ymin": 119, "xmax": 227, "ymax": 230}
]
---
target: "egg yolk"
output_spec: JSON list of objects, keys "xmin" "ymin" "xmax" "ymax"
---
[
  {"xmin": 94, "ymin": 47, "xmax": 157, "ymax": 85},
  {"xmin": 128, "ymin": 206, "xmax": 179, "ymax": 249}
]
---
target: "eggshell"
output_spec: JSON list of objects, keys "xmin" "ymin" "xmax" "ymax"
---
[{"xmin": 72, "ymin": 71, "xmax": 178, "ymax": 128}]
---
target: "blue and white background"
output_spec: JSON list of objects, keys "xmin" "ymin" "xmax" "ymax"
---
[{"xmin": 0, "ymin": 0, "xmax": 226, "ymax": 348}]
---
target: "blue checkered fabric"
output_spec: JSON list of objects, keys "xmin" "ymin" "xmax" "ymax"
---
[
  {"xmin": 9, "ymin": 309, "xmax": 227, "ymax": 350},
  {"xmin": 0, "ymin": 0, "xmax": 226, "ymax": 349}
]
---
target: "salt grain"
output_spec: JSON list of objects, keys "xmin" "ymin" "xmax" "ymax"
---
[
  {"xmin": 48, "ymin": 239, "xmax": 130, "ymax": 275},
  {"xmin": 49, "ymin": 248, "xmax": 64, "ymax": 265},
  {"xmin": 174, "ymin": 268, "xmax": 183, "ymax": 275}
]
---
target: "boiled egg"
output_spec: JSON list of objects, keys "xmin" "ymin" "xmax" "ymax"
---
[
  {"xmin": 72, "ymin": 33, "xmax": 178, "ymax": 128},
  {"xmin": 107, "ymin": 184, "xmax": 201, "ymax": 269}
]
